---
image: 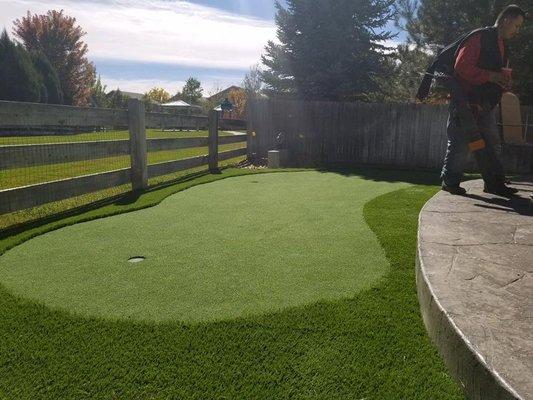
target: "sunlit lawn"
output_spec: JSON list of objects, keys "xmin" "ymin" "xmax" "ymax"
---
[
  {"xmin": 0, "ymin": 129, "xmax": 246, "ymax": 229},
  {"xmin": 0, "ymin": 129, "xmax": 236, "ymax": 145},
  {"xmin": 0, "ymin": 130, "xmax": 245, "ymax": 189},
  {"xmin": 0, "ymin": 168, "xmax": 463, "ymax": 399}
]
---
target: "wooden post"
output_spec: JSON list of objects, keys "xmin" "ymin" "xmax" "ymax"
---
[
  {"xmin": 208, "ymin": 109, "xmax": 219, "ymax": 172},
  {"xmin": 246, "ymin": 99, "xmax": 255, "ymax": 164},
  {"xmin": 128, "ymin": 98, "xmax": 148, "ymax": 191}
]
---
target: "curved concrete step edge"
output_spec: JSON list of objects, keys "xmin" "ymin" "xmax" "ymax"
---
[{"xmin": 415, "ymin": 202, "xmax": 523, "ymax": 400}]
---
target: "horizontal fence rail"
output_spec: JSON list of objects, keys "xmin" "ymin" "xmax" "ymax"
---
[
  {"xmin": 0, "ymin": 100, "xmax": 249, "ymax": 216},
  {"xmin": 0, "ymin": 168, "xmax": 131, "ymax": 214},
  {"xmin": 219, "ymin": 147, "xmax": 247, "ymax": 162},
  {"xmin": 147, "ymin": 137, "xmax": 208, "ymax": 152},
  {"xmin": 0, "ymin": 140, "xmax": 131, "ymax": 169},
  {"xmin": 0, "ymin": 134, "xmax": 248, "ymax": 170},
  {"xmin": 148, "ymin": 155, "xmax": 209, "ymax": 178},
  {"xmin": 0, "ymin": 100, "xmax": 209, "ymax": 131},
  {"xmin": 145, "ymin": 143, "xmax": 248, "ymax": 179},
  {"xmin": 145, "ymin": 112, "xmax": 208, "ymax": 130},
  {"xmin": 0, "ymin": 100, "xmax": 129, "ymax": 128},
  {"xmin": 219, "ymin": 134, "xmax": 248, "ymax": 145}
]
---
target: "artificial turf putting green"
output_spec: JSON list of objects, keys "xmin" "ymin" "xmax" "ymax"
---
[
  {"xmin": 0, "ymin": 168, "xmax": 464, "ymax": 399},
  {"xmin": 0, "ymin": 171, "xmax": 407, "ymax": 323}
]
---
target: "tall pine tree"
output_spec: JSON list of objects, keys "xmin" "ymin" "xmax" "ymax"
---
[
  {"xmin": 90, "ymin": 75, "xmax": 109, "ymax": 108},
  {"xmin": 261, "ymin": 0, "xmax": 397, "ymax": 101},
  {"xmin": 31, "ymin": 51, "xmax": 63, "ymax": 104},
  {"xmin": 181, "ymin": 77, "xmax": 203, "ymax": 105},
  {"xmin": 396, "ymin": 0, "xmax": 532, "ymax": 104},
  {"xmin": 370, "ymin": 44, "xmax": 435, "ymax": 103},
  {"xmin": 0, "ymin": 30, "xmax": 43, "ymax": 102}
]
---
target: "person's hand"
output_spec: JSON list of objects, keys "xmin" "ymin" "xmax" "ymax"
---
[{"xmin": 489, "ymin": 71, "xmax": 511, "ymax": 88}]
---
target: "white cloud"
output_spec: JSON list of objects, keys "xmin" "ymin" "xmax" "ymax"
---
[
  {"xmin": 99, "ymin": 77, "xmax": 184, "ymax": 94},
  {"xmin": 100, "ymin": 75, "xmax": 241, "ymax": 95},
  {"xmin": 2, "ymin": 1, "xmax": 406, "ymax": 94},
  {"xmin": 1, "ymin": 0, "xmax": 277, "ymax": 69}
]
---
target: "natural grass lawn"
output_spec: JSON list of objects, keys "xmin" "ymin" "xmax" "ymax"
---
[
  {"xmin": 0, "ymin": 143, "xmax": 246, "ymax": 190},
  {"xmin": 0, "ymin": 129, "xmax": 236, "ymax": 145},
  {"xmin": 0, "ymin": 168, "xmax": 464, "ymax": 399},
  {"xmin": 0, "ymin": 130, "xmax": 244, "ymax": 190}
]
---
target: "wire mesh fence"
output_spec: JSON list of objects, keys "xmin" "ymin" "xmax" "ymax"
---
[
  {"xmin": 146, "ymin": 128, "xmax": 247, "ymax": 186},
  {"xmin": 0, "ymin": 128, "xmax": 130, "ymax": 191},
  {"xmin": 0, "ymin": 102, "xmax": 131, "ymax": 229},
  {"xmin": 0, "ymin": 100, "xmax": 248, "ymax": 231}
]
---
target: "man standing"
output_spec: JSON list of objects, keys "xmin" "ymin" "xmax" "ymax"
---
[{"xmin": 440, "ymin": 4, "xmax": 526, "ymax": 196}]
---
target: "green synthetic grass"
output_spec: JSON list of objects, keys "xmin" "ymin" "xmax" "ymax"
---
[
  {"xmin": 0, "ymin": 168, "xmax": 464, "ymax": 399},
  {"xmin": 0, "ymin": 156, "xmax": 246, "ymax": 230},
  {"xmin": 0, "ymin": 172, "xmax": 407, "ymax": 323}
]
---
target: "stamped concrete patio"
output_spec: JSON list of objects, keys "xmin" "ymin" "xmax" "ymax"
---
[{"xmin": 417, "ymin": 177, "xmax": 532, "ymax": 400}]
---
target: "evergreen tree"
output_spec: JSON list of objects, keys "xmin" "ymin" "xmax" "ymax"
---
[
  {"xmin": 90, "ymin": 75, "xmax": 109, "ymax": 107},
  {"xmin": 261, "ymin": 0, "xmax": 397, "ymax": 101},
  {"xmin": 106, "ymin": 89, "xmax": 129, "ymax": 109},
  {"xmin": 243, "ymin": 64, "xmax": 264, "ymax": 98},
  {"xmin": 169, "ymin": 92, "xmax": 179, "ymax": 101},
  {"xmin": 507, "ymin": 5, "xmax": 532, "ymax": 105},
  {"xmin": 370, "ymin": 44, "xmax": 436, "ymax": 103},
  {"xmin": 396, "ymin": 0, "xmax": 532, "ymax": 104},
  {"xmin": 0, "ymin": 30, "xmax": 43, "ymax": 102},
  {"xmin": 31, "ymin": 51, "xmax": 63, "ymax": 104},
  {"xmin": 181, "ymin": 77, "xmax": 203, "ymax": 105}
]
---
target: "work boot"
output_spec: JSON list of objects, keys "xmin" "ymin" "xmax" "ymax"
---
[
  {"xmin": 441, "ymin": 182, "xmax": 467, "ymax": 195},
  {"xmin": 483, "ymin": 184, "xmax": 519, "ymax": 197}
]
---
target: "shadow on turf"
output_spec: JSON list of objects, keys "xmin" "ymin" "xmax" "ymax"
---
[
  {"xmin": 314, "ymin": 163, "xmax": 443, "ymax": 186},
  {"xmin": 114, "ymin": 169, "xmax": 215, "ymax": 205},
  {"xmin": 0, "ymin": 162, "xmax": 485, "ymax": 241},
  {"xmin": 319, "ymin": 164, "xmax": 533, "ymax": 215}
]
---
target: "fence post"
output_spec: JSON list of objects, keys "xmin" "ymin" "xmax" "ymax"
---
[
  {"xmin": 208, "ymin": 109, "xmax": 219, "ymax": 172},
  {"xmin": 128, "ymin": 98, "xmax": 148, "ymax": 191},
  {"xmin": 245, "ymin": 99, "xmax": 254, "ymax": 164}
]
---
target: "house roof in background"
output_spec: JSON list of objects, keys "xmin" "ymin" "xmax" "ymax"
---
[
  {"xmin": 208, "ymin": 85, "xmax": 243, "ymax": 101},
  {"xmin": 162, "ymin": 100, "xmax": 191, "ymax": 107},
  {"xmin": 107, "ymin": 90, "xmax": 144, "ymax": 100}
]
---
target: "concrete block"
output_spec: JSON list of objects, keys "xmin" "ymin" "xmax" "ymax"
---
[{"xmin": 268, "ymin": 149, "xmax": 288, "ymax": 168}]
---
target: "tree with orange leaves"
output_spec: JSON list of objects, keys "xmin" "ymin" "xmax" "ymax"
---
[
  {"xmin": 144, "ymin": 87, "xmax": 171, "ymax": 104},
  {"xmin": 13, "ymin": 10, "xmax": 95, "ymax": 106},
  {"xmin": 227, "ymin": 88, "xmax": 247, "ymax": 119}
]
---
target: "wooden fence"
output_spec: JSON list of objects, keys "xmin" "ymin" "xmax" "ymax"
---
[
  {"xmin": 0, "ymin": 99, "xmax": 247, "ymax": 215},
  {"xmin": 246, "ymin": 98, "xmax": 533, "ymax": 173}
]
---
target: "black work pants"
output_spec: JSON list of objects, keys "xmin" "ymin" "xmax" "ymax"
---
[{"xmin": 440, "ymin": 79, "xmax": 505, "ymax": 187}]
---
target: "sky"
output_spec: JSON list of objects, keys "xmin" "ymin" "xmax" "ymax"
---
[{"xmin": 1, "ymin": 0, "xmax": 404, "ymax": 96}]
